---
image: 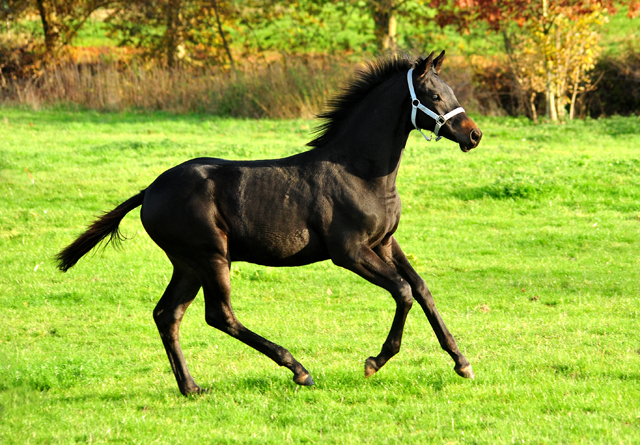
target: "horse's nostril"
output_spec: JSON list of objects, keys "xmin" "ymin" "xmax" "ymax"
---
[{"xmin": 470, "ymin": 128, "xmax": 482, "ymax": 146}]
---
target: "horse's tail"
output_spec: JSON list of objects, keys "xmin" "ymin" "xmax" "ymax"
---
[{"xmin": 56, "ymin": 190, "xmax": 146, "ymax": 272}]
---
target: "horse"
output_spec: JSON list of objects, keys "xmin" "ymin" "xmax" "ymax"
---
[{"xmin": 57, "ymin": 51, "xmax": 482, "ymax": 396}]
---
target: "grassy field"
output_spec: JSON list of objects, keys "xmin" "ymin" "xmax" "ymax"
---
[{"xmin": 1, "ymin": 108, "xmax": 639, "ymax": 444}]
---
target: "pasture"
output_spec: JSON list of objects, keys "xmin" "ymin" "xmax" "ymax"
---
[{"xmin": 1, "ymin": 108, "xmax": 639, "ymax": 443}]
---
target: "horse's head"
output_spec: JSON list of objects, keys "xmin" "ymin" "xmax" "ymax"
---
[{"xmin": 410, "ymin": 51, "xmax": 482, "ymax": 152}]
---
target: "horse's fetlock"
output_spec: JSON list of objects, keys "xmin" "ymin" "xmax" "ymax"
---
[
  {"xmin": 383, "ymin": 338, "xmax": 402, "ymax": 356},
  {"xmin": 278, "ymin": 351, "xmax": 294, "ymax": 366}
]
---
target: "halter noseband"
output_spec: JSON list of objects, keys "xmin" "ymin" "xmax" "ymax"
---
[{"xmin": 407, "ymin": 68, "xmax": 465, "ymax": 142}]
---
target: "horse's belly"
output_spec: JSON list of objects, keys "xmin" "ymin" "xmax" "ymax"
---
[{"xmin": 229, "ymin": 224, "xmax": 329, "ymax": 266}]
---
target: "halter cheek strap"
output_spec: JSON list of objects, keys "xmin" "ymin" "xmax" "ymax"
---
[{"xmin": 407, "ymin": 68, "xmax": 465, "ymax": 142}]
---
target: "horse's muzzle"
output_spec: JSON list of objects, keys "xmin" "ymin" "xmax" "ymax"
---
[
  {"xmin": 454, "ymin": 113, "xmax": 482, "ymax": 153},
  {"xmin": 460, "ymin": 127, "xmax": 482, "ymax": 152}
]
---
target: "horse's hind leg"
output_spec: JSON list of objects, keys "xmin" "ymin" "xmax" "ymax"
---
[
  {"xmin": 199, "ymin": 255, "xmax": 314, "ymax": 386},
  {"xmin": 153, "ymin": 260, "xmax": 203, "ymax": 395}
]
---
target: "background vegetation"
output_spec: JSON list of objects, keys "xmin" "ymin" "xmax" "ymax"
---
[
  {"xmin": 1, "ymin": 0, "xmax": 639, "ymax": 119},
  {"xmin": 1, "ymin": 110, "xmax": 639, "ymax": 443}
]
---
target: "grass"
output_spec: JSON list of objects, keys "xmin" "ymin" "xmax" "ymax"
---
[
  {"xmin": 600, "ymin": 6, "xmax": 640, "ymax": 55},
  {"xmin": 1, "ymin": 108, "xmax": 639, "ymax": 443}
]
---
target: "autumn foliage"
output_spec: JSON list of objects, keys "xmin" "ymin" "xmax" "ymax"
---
[
  {"xmin": 429, "ymin": 0, "xmax": 640, "ymax": 120},
  {"xmin": 1, "ymin": 0, "xmax": 639, "ymax": 119}
]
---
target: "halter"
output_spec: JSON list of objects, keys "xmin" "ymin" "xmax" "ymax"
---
[{"xmin": 407, "ymin": 68, "xmax": 465, "ymax": 142}]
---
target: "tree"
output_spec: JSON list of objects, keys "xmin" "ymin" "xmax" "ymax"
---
[
  {"xmin": 1, "ymin": 0, "xmax": 32, "ymax": 37},
  {"xmin": 363, "ymin": 0, "xmax": 436, "ymax": 53},
  {"xmin": 1, "ymin": 0, "xmax": 109, "ymax": 57},
  {"xmin": 534, "ymin": 4, "xmax": 607, "ymax": 120},
  {"xmin": 232, "ymin": 1, "xmax": 435, "ymax": 55},
  {"xmin": 366, "ymin": 0, "xmax": 399, "ymax": 51},
  {"xmin": 430, "ymin": 0, "xmax": 640, "ymax": 120},
  {"xmin": 106, "ymin": 0, "xmax": 236, "ymax": 67},
  {"xmin": 228, "ymin": 0, "xmax": 374, "ymax": 55},
  {"xmin": 504, "ymin": 3, "xmax": 607, "ymax": 120}
]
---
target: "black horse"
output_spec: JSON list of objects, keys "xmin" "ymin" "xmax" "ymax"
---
[{"xmin": 58, "ymin": 51, "xmax": 482, "ymax": 396}]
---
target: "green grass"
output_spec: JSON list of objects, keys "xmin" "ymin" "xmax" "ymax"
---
[
  {"xmin": 600, "ymin": 6, "xmax": 640, "ymax": 55},
  {"xmin": 1, "ymin": 108, "xmax": 639, "ymax": 444},
  {"xmin": 73, "ymin": 18, "xmax": 119, "ymax": 48}
]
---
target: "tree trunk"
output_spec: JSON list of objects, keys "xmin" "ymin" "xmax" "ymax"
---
[
  {"xmin": 370, "ymin": 0, "xmax": 397, "ymax": 52},
  {"xmin": 544, "ymin": 57, "xmax": 558, "ymax": 121},
  {"xmin": 165, "ymin": 0, "xmax": 181, "ymax": 68},
  {"xmin": 212, "ymin": 0, "xmax": 235, "ymax": 71},
  {"xmin": 548, "ymin": 89, "xmax": 558, "ymax": 121},
  {"xmin": 36, "ymin": 0, "xmax": 59, "ymax": 55},
  {"xmin": 529, "ymin": 92, "xmax": 538, "ymax": 122},
  {"xmin": 569, "ymin": 81, "xmax": 579, "ymax": 120},
  {"xmin": 387, "ymin": 13, "xmax": 397, "ymax": 50},
  {"xmin": 542, "ymin": 0, "xmax": 558, "ymax": 121}
]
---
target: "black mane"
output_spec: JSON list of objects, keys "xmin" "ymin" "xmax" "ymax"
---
[{"xmin": 307, "ymin": 54, "xmax": 417, "ymax": 148}]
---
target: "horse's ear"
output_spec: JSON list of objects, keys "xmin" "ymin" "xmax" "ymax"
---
[
  {"xmin": 433, "ymin": 50, "xmax": 446, "ymax": 74},
  {"xmin": 416, "ymin": 51, "xmax": 435, "ymax": 80}
]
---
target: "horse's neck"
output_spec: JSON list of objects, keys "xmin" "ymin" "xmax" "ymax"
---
[{"xmin": 327, "ymin": 73, "xmax": 411, "ymax": 182}]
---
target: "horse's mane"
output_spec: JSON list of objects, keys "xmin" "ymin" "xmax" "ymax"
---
[{"xmin": 307, "ymin": 53, "xmax": 417, "ymax": 148}]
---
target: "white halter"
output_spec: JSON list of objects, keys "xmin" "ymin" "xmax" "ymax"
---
[{"xmin": 407, "ymin": 68, "xmax": 465, "ymax": 142}]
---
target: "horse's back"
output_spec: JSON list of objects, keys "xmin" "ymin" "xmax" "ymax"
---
[{"xmin": 140, "ymin": 156, "xmax": 330, "ymax": 266}]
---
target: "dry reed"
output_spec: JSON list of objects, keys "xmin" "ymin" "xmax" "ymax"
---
[
  {"xmin": 1, "ymin": 56, "xmax": 355, "ymax": 118},
  {"xmin": 3, "ymin": 51, "xmax": 637, "ymax": 118}
]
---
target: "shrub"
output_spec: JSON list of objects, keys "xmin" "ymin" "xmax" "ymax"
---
[
  {"xmin": 586, "ymin": 48, "xmax": 640, "ymax": 117},
  {"xmin": 1, "ymin": 50, "xmax": 638, "ymax": 118}
]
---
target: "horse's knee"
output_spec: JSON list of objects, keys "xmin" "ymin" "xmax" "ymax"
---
[{"xmin": 397, "ymin": 281, "xmax": 414, "ymax": 310}]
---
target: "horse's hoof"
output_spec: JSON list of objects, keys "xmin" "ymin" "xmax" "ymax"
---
[
  {"xmin": 454, "ymin": 364, "xmax": 475, "ymax": 379},
  {"xmin": 181, "ymin": 384, "xmax": 205, "ymax": 396},
  {"xmin": 364, "ymin": 357, "xmax": 379, "ymax": 378},
  {"xmin": 293, "ymin": 372, "xmax": 314, "ymax": 386}
]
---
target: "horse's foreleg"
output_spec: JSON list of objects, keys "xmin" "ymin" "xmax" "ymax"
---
[
  {"xmin": 389, "ymin": 237, "xmax": 474, "ymax": 379},
  {"xmin": 153, "ymin": 261, "xmax": 203, "ymax": 396},
  {"xmin": 333, "ymin": 241, "xmax": 414, "ymax": 377},
  {"xmin": 200, "ymin": 256, "xmax": 314, "ymax": 386}
]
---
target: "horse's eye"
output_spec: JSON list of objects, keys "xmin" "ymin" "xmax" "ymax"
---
[{"xmin": 431, "ymin": 94, "xmax": 440, "ymax": 101}]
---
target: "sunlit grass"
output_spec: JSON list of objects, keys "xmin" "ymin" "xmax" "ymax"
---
[{"xmin": 1, "ymin": 109, "xmax": 639, "ymax": 443}]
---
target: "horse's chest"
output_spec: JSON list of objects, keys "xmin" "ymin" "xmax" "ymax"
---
[
  {"xmin": 367, "ymin": 194, "xmax": 401, "ymax": 235},
  {"xmin": 336, "ymin": 188, "xmax": 401, "ymax": 243}
]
